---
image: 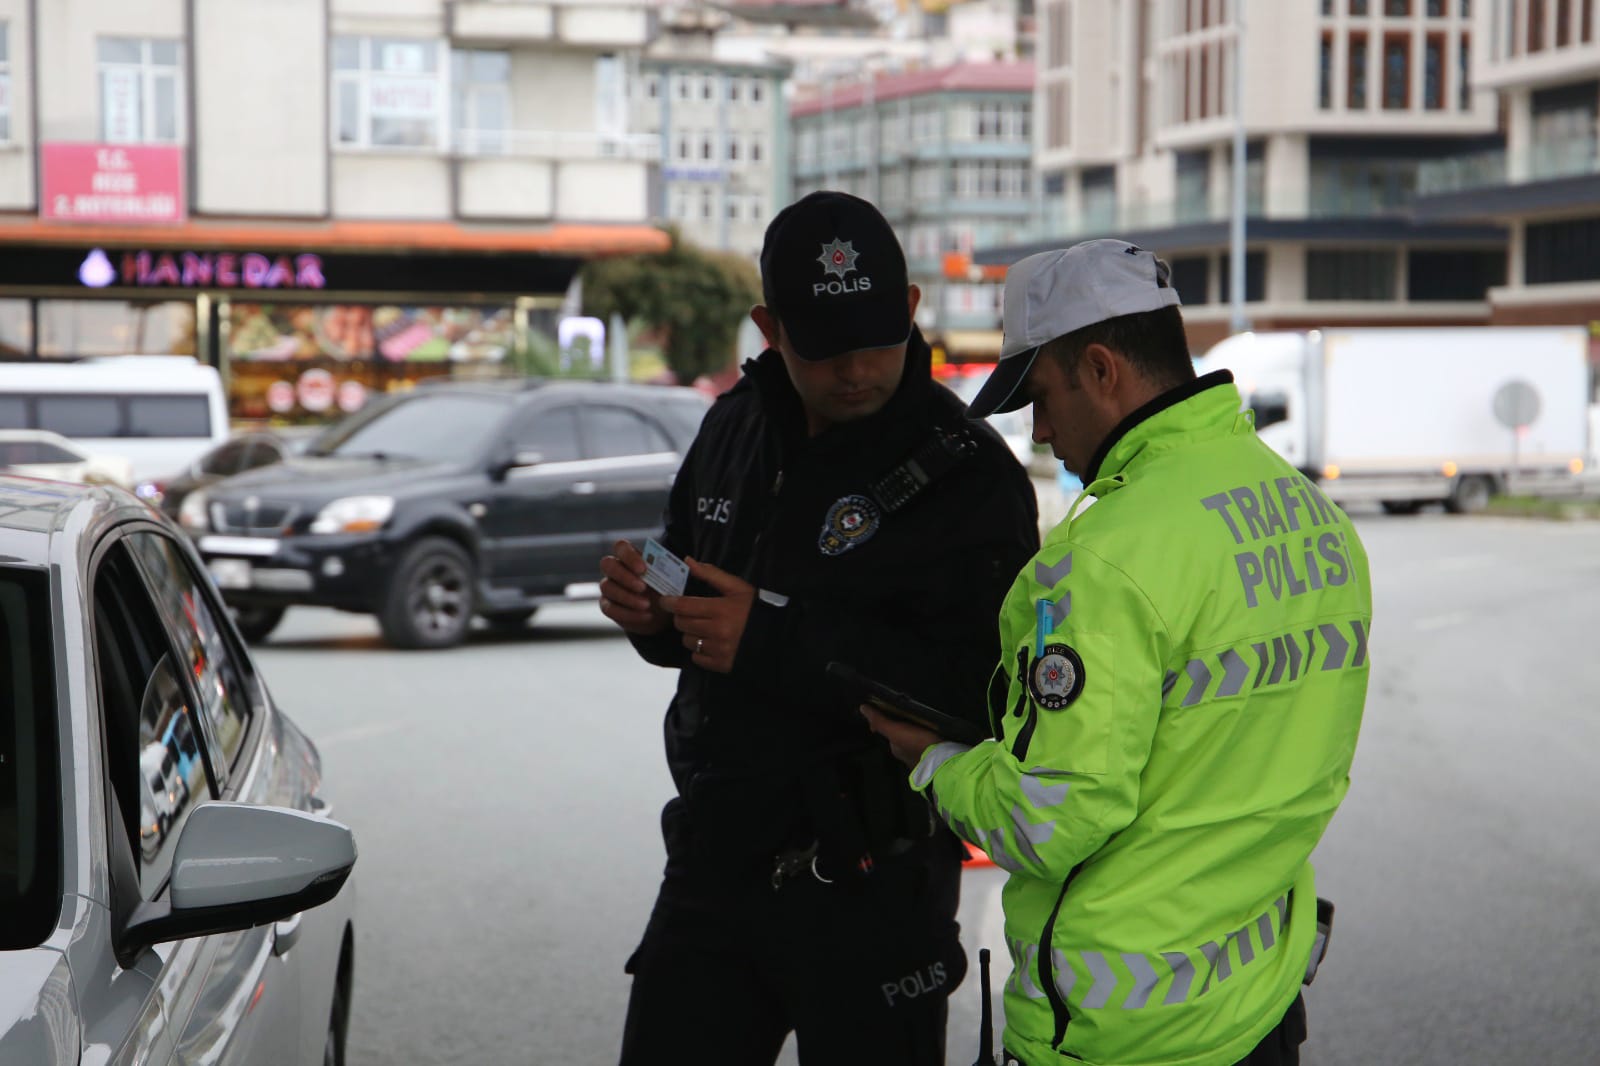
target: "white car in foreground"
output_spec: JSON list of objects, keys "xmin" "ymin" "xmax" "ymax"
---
[
  {"xmin": 0, "ymin": 428, "xmax": 135, "ymax": 488},
  {"xmin": 0, "ymin": 476, "xmax": 357, "ymax": 1065}
]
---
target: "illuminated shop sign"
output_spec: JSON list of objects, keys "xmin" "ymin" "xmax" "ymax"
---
[{"xmin": 78, "ymin": 248, "xmax": 327, "ymax": 290}]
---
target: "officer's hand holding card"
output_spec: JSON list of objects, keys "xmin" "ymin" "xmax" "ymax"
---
[{"xmin": 641, "ymin": 537, "xmax": 689, "ymax": 598}]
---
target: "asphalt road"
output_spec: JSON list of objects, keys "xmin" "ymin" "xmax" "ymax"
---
[{"xmin": 255, "ymin": 509, "xmax": 1600, "ymax": 1065}]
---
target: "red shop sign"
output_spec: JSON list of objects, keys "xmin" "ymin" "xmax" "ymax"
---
[{"xmin": 41, "ymin": 143, "xmax": 185, "ymax": 224}]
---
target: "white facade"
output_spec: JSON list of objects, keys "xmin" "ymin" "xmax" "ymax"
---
[{"xmin": 0, "ymin": 0, "xmax": 661, "ymax": 224}]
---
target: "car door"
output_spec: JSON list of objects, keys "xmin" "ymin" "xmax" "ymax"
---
[
  {"xmin": 89, "ymin": 528, "xmax": 300, "ymax": 1065},
  {"xmin": 479, "ymin": 403, "xmax": 600, "ymax": 593},
  {"xmin": 122, "ymin": 529, "xmax": 311, "ymax": 1066},
  {"xmin": 577, "ymin": 404, "xmax": 683, "ymax": 548}
]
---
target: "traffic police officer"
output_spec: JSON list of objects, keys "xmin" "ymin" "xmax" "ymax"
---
[
  {"xmin": 866, "ymin": 239, "xmax": 1372, "ymax": 1066},
  {"xmin": 600, "ymin": 192, "xmax": 1040, "ymax": 1064}
]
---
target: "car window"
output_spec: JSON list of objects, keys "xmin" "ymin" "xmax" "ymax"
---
[
  {"xmin": 1250, "ymin": 392, "xmax": 1290, "ymax": 430},
  {"xmin": 37, "ymin": 395, "xmax": 120, "ymax": 437},
  {"xmin": 314, "ymin": 393, "xmax": 510, "ymax": 464},
  {"xmin": 242, "ymin": 438, "xmax": 285, "ymax": 470},
  {"xmin": 0, "ymin": 397, "xmax": 26, "ymax": 428},
  {"xmin": 93, "ymin": 544, "xmax": 213, "ymax": 897},
  {"xmin": 125, "ymin": 532, "xmax": 253, "ymax": 774},
  {"xmin": 1, "ymin": 440, "xmax": 82, "ymax": 465},
  {"xmin": 200, "ymin": 440, "xmax": 250, "ymax": 476},
  {"xmin": 0, "ymin": 567, "xmax": 61, "ymax": 950},
  {"xmin": 510, "ymin": 405, "xmax": 581, "ymax": 463},
  {"xmin": 127, "ymin": 395, "xmax": 212, "ymax": 438},
  {"xmin": 582, "ymin": 406, "xmax": 674, "ymax": 460}
]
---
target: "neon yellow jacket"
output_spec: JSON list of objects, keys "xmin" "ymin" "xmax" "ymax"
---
[{"xmin": 915, "ymin": 374, "xmax": 1371, "ymax": 1065}]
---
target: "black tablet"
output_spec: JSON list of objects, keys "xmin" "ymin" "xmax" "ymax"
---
[{"xmin": 826, "ymin": 661, "xmax": 990, "ymax": 747}]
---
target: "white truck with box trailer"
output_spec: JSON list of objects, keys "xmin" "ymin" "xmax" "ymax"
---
[{"xmin": 1194, "ymin": 326, "xmax": 1592, "ymax": 514}]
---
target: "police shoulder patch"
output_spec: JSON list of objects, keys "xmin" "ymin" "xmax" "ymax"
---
[
  {"xmin": 818, "ymin": 494, "xmax": 881, "ymax": 556},
  {"xmin": 1028, "ymin": 643, "xmax": 1086, "ymax": 710}
]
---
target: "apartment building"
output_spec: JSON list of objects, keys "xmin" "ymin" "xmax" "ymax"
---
[
  {"xmin": 0, "ymin": 0, "xmax": 665, "ymax": 419},
  {"xmin": 790, "ymin": 61, "xmax": 1033, "ymax": 352},
  {"xmin": 628, "ymin": 17, "xmax": 790, "ymax": 257},
  {"xmin": 1412, "ymin": 0, "xmax": 1600, "ymax": 354},
  {"xmin": 991, "ymin": 0, "xmax": 1509, "ymax": 351}
]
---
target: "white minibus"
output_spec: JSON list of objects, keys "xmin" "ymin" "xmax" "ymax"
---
[{"xmin": 0, "ymin": 356, "xmax": 229, "ymax": 482}]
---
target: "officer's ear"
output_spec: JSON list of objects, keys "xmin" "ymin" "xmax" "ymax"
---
[
  {"xmin": 750, "ymin": 305, "xmax": 782, "ymax": 351},
  {"xmin": 906, "ymin": 284, "xmax": 922, "ymax": 319}
]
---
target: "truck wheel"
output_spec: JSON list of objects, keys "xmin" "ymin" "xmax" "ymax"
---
[
  {"xmin": 1445, "ymin": 475, "xmax": 1494, "ymax": 515},
  {"xmin": 379, "ymin": 537, "xmax": 475, "ymax": 649},
  {"xmin": 232, "ymin": 605, "xmax": 287, "ymax": 643},
  {"xmin": 482, "ymin": 608, "xmax": 538, "ymax": 633},
  {"xmin": 1380, "ymin": 500, "xmax": 1422, "ymax": 516}
]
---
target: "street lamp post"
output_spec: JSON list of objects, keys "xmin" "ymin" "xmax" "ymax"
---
[{"xmin": 1229, "ymin": 4, "xmax": 1249, "ymax": 335}]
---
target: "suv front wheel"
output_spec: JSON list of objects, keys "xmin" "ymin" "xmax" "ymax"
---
[{"xmin": 379, "ymin": 536, "xmax": 475, "ymax": 649}]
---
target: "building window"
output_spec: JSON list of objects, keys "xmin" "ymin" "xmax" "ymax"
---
[
  {"xmin": 1585, "ymin": 0, "xmax": 1595, "ymax": 42},
  {"xmin": 1423, "ymin": 35, "xmax": 1444, "ymax": 109},
  {"xmin": 1169, "ymin": 257, "xmax": 1210, "ymax": 304},
  {"xmin": 728, "ymin": 135, "xmax": 740, "ymax": 162},
  {"xmin": 750, "ymin": 195, "xmax": 763, "ymax": 220},
  {"xmin": 1383, "ymin": 34, "xmax": 1409, "ymax": 109},
  {"xmin": 750, "ymin": 78, "xmax": 765, "ymax": 104},
  {"xmin": 728, "ymin": 77, "xmax": 741, "ymax": 102},
  {"xmin": 1082, "ymin": 166, "xmax": 1116, "ymax": 230},
  {"xmin": 333, "ymin": 37, "xmax": 443, "ymax": 149},
  {"xmin": 0, "ymin": 25, "xmax": 10, "ymax": 142},
  {"xmin": 97, "ymin": 38, "xmax": 184, "ymax": 144},
  {"xmin": 1385, "ymin": 0, "xmax": 1409, "ymax": 14},
  {"xmin": 453, "ymin": 51, "xmax": 511, "ymax": 155},
  {"xmin": 1350, "ymin": 0, "xmax": 1369, "ymax": 13},
  {"xmin": 911, "ymin": 105, "xmax": 942, "ymax": 144},
  {"xmin": 1306, "ymin": 249, "xmax": 1397, "ymax": 300},
  {"xmin": 701, "ymin": 74, "xmax": 715, "ymax": 101},
  {"xmin": 1406, "ymin": 249, "xmax": 1505, "ymax": 299},
  {"xmin": 1556, "ymin": 0, "xmax": 1572, "ymax": 46},
  {"xmin": 700, "ymin": 131, "xmax": 715, "ymax": 161},
  {"xmin": 1218, "ymin": 251, "xmax": 1266, "ymax": 303},
  {"xmin": 1458, "ymin": 35, "xmax": 1471, "ymax": 109},
  {"xmin": 1426, "ymin": 0, "xmax": 1444, "ymax": 14},
  {"xmin": 1176, "ymin": 149, "xmax": 1210, "ymax": 222},
  {"xmin": 1320, "ymin": 33, "xmax": 1334, "ymax": 110},
  {"xmin": 1047, "ymin": 82, "xmax": 1070, "ymax": 148},
  {"xmin": 38, "ymin": 300, "xmax": 196, "ymax": 357},
  {"xmin": 675, "ymin": 73, "xmax": 690, "ymax": 100},
  {"xmin": 1525, "ymin": 216, "xmax": 1600, "ymax": 284},
  {"xmin": 675, "ymin": 132, "xmax": 691, "ymax": 161},
  {"xmin": 700, "ymin": 189, "xmax": 714, "ymax": 220},
  {"xmin": 1348, "ymin": 33, "xmax": 1369, "ymax": 109},
  {"xmin": 750, "ymin": 133, "xmax": 764, "ymax": 162},
  {"xmin": 645, "ymin": 73, "xmax": 659, "ymax": 99}
]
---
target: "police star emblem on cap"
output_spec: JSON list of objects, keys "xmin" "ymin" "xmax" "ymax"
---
[{"xmin": 817, "ymin": 238, "xmax": 861, "ymax": 280}]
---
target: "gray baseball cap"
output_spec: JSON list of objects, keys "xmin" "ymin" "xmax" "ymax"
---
[{"xmin": 966, "ymin": 239, "xmax": 1182, "ymax": 418}]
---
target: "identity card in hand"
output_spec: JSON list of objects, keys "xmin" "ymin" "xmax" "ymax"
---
[{"xmin": 641, "ymin": 537, "xmax": 689, "ymax": 598}]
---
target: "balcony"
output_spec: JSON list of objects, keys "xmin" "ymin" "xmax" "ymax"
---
[
  {"xmin": 451, "ymin": 0, "xmax": 657, "ymax": 50},
  {"xmin": 454, "ymin": 129, "xmax": 660, "ymax": 222},
  {"xmin": 1414, "ymin": 137, "xmax": 1600, "ymax": 223}
]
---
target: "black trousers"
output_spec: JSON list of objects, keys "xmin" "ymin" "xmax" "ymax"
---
[
  {"xmin": 618, "ymin": 835, "xmax": 966, "ymax": 1066},
  {"xmin": 999, "ymin": 992, "xmax": 1307, "ymax": 1066}
]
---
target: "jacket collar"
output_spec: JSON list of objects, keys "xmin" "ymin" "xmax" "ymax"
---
[{"xmin": 1083, "ymin": 370, "xmax": 1241, "ymax": 484}]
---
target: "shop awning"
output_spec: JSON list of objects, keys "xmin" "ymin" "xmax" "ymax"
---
[{"xmin": 0, "ymin": 219, "xmax": 672, "ymax": 257}]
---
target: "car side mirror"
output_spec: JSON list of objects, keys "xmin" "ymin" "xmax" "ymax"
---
[
  {"xmin": 492, "ymin": 450, "xmax": 544, "ymax": 480},
  {"xmin": 119, "ymin": 802, "xmax": 356, "ymax": 960}
]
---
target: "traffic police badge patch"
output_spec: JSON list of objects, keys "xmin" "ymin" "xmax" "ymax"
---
[
  {"xmin": 1029, "ymin": 644, "xmax": 1086, "ymax": 709},
  {"xmin": 819, "ymin": 494, "xmax": 881, "ymax": 556}
]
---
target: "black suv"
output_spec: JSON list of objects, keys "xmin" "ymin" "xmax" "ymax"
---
[{"xmin": 185, "ymin": 380, "xmax": 709, "ymax": 648}]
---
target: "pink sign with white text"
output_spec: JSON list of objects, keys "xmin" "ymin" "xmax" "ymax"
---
[{"xmin": 41, "ymin": 143, "xmax": 185, "ymax": 223}]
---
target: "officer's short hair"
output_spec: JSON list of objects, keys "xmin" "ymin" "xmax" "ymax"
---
[{"xmin": 1043, "ymin": 305, "xmax": 1195, "ymax": 391}]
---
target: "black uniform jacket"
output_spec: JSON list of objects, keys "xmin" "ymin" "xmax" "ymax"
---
[{"xmin": 629, "ymin": 330, "xmax": 1040, "ymax": 864}]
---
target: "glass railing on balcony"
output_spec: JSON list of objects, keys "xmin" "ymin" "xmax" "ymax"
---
[
  {"xmin": 455, "ymin": 129, "xmax": 661, "ymax": 161},
  {"xmin": 1418, "ymin": 138, "xmax": 1599, "ymax": 196}
]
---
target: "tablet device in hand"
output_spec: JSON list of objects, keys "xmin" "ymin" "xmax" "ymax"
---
[{"xmin": 826, "ymin": 661, "xmax": 990, "ymax": 747}]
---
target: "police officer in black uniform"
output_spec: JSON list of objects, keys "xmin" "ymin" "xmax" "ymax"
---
[{"xmin": 599, "ymin": 191, "xmax": 1040, "ymax": 1064}]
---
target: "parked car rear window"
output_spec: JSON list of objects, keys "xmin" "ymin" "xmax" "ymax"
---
[
  {"xmin": 127, "ymin": 396, "xmax": 212, "ymax": 438},
  {"xmin": 0, "ymin": 440, "xmax": 81, "ymax": 465},
  {"xmin": 0, "ymin": 567, "xmax": 62, "ymax": 949},
  {"xmin": 313, "ymin": 393, "xmax": 511, "ymax": 465},
  {"xmin": 13, "ymin": 393, "xmax": 213, "ymax": 439}
]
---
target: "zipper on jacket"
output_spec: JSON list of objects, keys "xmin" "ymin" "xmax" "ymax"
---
[{"xmin": 1038, "ymin": 861, "xmax": 1087, "ymax": 1050}]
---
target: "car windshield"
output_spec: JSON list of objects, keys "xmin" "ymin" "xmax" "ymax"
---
[
  {"xmin": 0, "ymin": 566, "xmax": 61, "ymax": 949},
  {"xmin": 308, "ymin": 393, "xmax": 511, "ymax": 465}
]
